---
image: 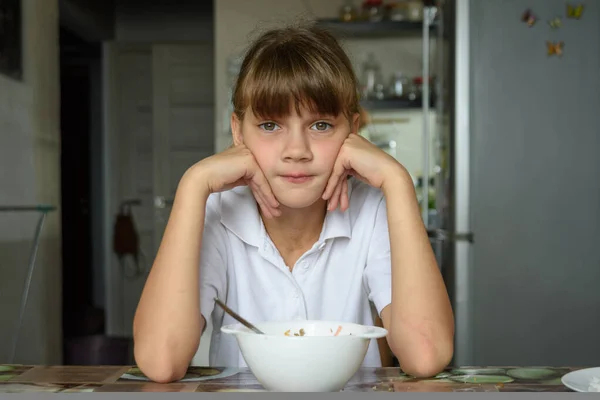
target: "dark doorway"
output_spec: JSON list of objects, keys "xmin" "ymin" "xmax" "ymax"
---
[{"xmin": 59, "ymin": 26, "xmax": 104, "ymax": 362}]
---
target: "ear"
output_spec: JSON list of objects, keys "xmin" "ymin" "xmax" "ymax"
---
[{"xmin": 231, "ymin": 113, "xmax": 244, "ymax": 146}]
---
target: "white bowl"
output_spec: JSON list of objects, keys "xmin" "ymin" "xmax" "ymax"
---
[
  {"xmin": 221, "ymin": 320, "xmax": 388, "ymax": 392},
  {"xmin": 561, "ymin": 367, "xmax": 600, "ymax": 392}
]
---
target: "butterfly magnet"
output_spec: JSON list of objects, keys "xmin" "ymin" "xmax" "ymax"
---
[
  {"xmin": 548, "ymin": 17, "xmax": 562, "ymax": 29},
  {"xmin": 547, "ymin": 41, "xmax": 565, "ymax": 57},
  {"xmin": 566, "ymin": 3, "xmax": 584, "ymax": 19},
  {"xmin": 522, "ymin": 9, "xmax": 537, "ymax": 26}
]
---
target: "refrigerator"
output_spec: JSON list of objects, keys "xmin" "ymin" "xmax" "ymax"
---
[{"xmin": 429, "ymin": 0, "xmax": 600, "ymax": 367}]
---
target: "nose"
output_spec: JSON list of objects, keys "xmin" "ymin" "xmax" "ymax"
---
[{"xmin": 281, "ymin": 128, "xmax": 313, "ymax": 162}]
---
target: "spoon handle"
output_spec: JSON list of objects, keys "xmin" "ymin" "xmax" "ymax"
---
[{"xmin": 214, "ymin": 297, "xmax": 264, "ymax": 334}]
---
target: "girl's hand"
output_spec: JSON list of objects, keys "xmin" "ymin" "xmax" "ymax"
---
[
  {"xmin": 194, "ymin": 145, "xmax": 281, "ymax": 218},
  {"xmin": 322, "ymin": 133, "xmax": 407, "ymax": 211}
]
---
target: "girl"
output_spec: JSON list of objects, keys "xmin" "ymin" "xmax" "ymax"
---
[{"xmin": 133, "ymin": 23, "xmax": 454, "ymax": 383}]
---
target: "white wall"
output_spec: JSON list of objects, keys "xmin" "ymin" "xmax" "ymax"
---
[
  {"xmin": 0, "ymin": 0, "xmax": 62, "ymax": 364},
  {"xmin": 214, "ymin": 0, "xmax": 436, "ymax": 157}
]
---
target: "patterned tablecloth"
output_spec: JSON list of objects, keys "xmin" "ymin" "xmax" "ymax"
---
[{"xmin": 0, "ymin": 365, "xmax": 581, "ymax": 392}]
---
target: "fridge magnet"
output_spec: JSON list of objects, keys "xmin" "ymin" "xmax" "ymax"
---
[
  {"xmin": 566, "ymin": 3, "xmax": 584, "ymax": 19},
  {"xmin": 521, "ymin": 9, "xmax": 537, "ymax": 26},
  {"xmin": 548, "ymin": 17, "xmax": 562, "ymax": 29},
  {"xmin": 546, "ymin": 41, "xmax": 564, "ymax": 57}
]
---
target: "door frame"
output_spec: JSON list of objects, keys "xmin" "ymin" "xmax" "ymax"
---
[
  {"xmin": 101, "ymin": 41, "xmax": 215, "ymax": 338},
  {"xmin": 102, "ymin": 41, "xmax": 121, "ymax": 336},
  {"xmin": 102, "ymin": 41, "xmax": 154, "ymax": 336}
]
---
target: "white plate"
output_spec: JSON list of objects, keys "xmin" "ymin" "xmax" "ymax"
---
[
  {"xmin": 121, "ymin": 367, "xmax": 240, "ymax": 382},
  {"xmin": 561, "ymin": 367, "xmax": 600, "ymax": 392}
]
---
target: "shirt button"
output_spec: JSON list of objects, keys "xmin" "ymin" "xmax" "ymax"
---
[
  {"xmin": 303, "ymin": 262, "xmax": 309, "ymax": 269},
  {"xmin": 318, "ymin": 242, "xmax": 326, "ymax": 251}
]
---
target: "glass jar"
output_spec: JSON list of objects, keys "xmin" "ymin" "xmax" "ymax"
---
[
  {"xmin": 386, "ymin": 1, "xmax": 409, "ymax": 21},
  {"xmin": 339, "ymin": 0, "xmax": 357, "ymax": 22},
  {"xmin": 389, "ymin": 72, "xmax": 410, "ymax": 98},
  {"xmin": 412, "ymin": 76, "xmax": 435, "ymax": 101},
  {"xmin": 361, "ymin": 0, "xmax": 384, "ymax": 22},
  {"xmin": 406, "ymin": 79, "xmax": 419, "ymax": 101},
  {"xmin": 360, "ymin": 53, "xmax": 384, "ymax": 100},
  {"xmin": 406, "ymin": 0, "xmax": 424, "ymax": 21}
]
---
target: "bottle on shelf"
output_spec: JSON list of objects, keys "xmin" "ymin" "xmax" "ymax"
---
[
  {"xmin": 339, "ymin": 0, "xmax": 358, "ymax": 22},
  {"xmin": 360, "ymin": 52, "xmax": 385, "ymax": 100},
  {"xmin": 361, "ymin": 0, "xmax": 385, "ymax": 22}
]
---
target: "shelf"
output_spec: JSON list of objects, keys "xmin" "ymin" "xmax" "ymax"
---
[
  {"xmin": 315, "ymin": 19, "xmax": 437, "ymax": 39},
  {"xmin": 360, "ymin": 97, "xmax": 435, "ymax": 111}
]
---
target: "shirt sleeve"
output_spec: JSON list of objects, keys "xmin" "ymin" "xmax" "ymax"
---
[
  {"xmin": 199, "ymin": 194, "xmax": 228, "ymax": 332},
  {"xmin": 363, "ymin": 195, "xmax": 392, "ymax": 317}
]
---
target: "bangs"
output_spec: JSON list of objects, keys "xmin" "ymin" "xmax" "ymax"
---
[{"xmin": 233, "ymin": 28, "xmax": 359, "ymax": 120}]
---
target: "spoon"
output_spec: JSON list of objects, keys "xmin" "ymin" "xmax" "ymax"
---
[{"xmin": 214, "ymin": 297, "xmax": 264, "ymax": 334}]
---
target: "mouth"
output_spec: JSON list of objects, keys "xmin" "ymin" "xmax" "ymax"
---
[{"xmin": 280, "ymin": 174, "xmax": 315, "ymax": 184}]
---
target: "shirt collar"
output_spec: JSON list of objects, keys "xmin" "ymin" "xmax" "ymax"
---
[
  {"xmin": 320, "ymin": 178, "xmax": 353, "ymax": 241},
  {"xmin": 219, "ymin": 186, "xmax": 263, "ymax": 248},
  {"xmin": 219, "ymin": 179, "xmax": 354, "ymax": 248}
]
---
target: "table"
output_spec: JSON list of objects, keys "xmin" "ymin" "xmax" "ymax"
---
[{"xmin": 0, "ymin": 365, "xmax": 580, "ymax": 392}]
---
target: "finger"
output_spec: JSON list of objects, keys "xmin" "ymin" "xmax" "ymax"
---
[
  {"xmin": 256, "ymin": 189, "xmax": 280, "ymax": 218},
  {"xmin": 250, "ymin": 169, "xmax": 279, "ymax": 209},
  {"xmin": 336, "ymin": 170, "xmax": 348, "ymax": 188},
  {"xmin": 328, "ymin": 178, "xmax": 344, "ymax": 211},
  {"xmin": 329, "ymin": 170, "xmax": 349, "ymax": 211},
  {"xmin": 340, "ymin": 176, "xmax": 350, "ymax": 211},
  {"xmin": 249, "ymin": 181, "xmax": 280, "ymax": 218},
  {"xmin": 333, "ymin": 172, "xmax": 348, "ymax": 211},
  {"xmin": 350, "ymin": 170, "xmax": 368, "ymax": 184},
  {"xmin": 333, "ymin": 172, "xmax": 348, "ymax": 210},
  {"xmin": 249, "ymin": 182, "xmax": 273, "ymax": 218},
  {"xmin": 323, "ymin": 158, "xmax": 347, "ymax": 200},
  {"xmin": 252, "ymin": 181, "xmax": 281, "ymax": 217}
]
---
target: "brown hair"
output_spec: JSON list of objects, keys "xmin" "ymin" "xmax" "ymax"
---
[{"xmin": 232, "ymin": 24, "xmax": 360, "ymax": 121}]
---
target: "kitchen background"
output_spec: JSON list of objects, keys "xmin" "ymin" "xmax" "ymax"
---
[{"xmin": 0, "ymin": 0, "xmax": 598, "ymax": 370}]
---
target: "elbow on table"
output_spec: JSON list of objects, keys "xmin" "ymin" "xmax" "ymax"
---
[
  {"xmin": 133, "ymin": 347, "xmax": 189, "ymax": 384},
  {"xmin": 391, "ymin": 340, "xmax": 454, "ymax": 378},
  {"xmin": 400, "ymin": 358, "xmax": 449, "ymax": 379},
  {"xmin": 144, "ymin": 366, "xmax": 186, "ymax": 384}
]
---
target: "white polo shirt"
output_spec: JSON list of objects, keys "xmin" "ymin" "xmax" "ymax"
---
[{"xmin": 199, "ymin": 178, "xmax": 392, "ymax": 368}]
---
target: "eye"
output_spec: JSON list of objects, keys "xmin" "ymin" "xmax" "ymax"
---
[
  {"xmin": 310, "ymin": 121, "xmax": 333, "ymax": 131},
  {"xmin": 258, "ymin": 122, "xmax": 280, "ymax": 132}
]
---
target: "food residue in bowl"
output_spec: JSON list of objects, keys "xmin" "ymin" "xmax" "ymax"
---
[
  {"xmin": 284, "ymin": 328, "xmax": 306, "ymax": 337},
  {"xmin": 283, "ymin": 325, "xmax": 349, "ymax": 337}
]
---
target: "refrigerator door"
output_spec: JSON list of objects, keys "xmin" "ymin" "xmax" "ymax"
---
[
  {"xmin": 420, "ymin": 2, "xmax": 434, "ymax": 227},
  {"xmin": 449, "ymin": 0, "xmax": 474, "ymax": 366},
  {"xmin": 425, "ymin": 0, "xmax": 475, "ymax": 366},
  {"xmin": 422, "ymin": 0, "xmax": 452, "ymax": 272},
  {"xmin": 468, "ymin": 0, "xmax": 600, "ymax": 366}
]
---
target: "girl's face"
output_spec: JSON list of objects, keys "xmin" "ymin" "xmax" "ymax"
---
[{"xmin": 231, "ymin": 105, "xmax": 359, "ymax": 210}]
